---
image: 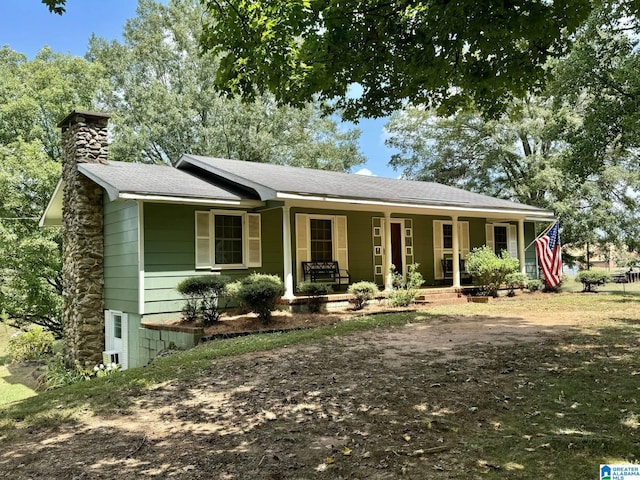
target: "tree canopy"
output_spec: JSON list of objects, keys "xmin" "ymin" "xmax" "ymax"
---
[
  {"xmin": 549, "ymin": 6, "xmax": 640, "ymax": 180},
  {"xmin": 200, "ymin": 0, "xmax": 595, "ymax": 120},
  {"xmin": 386, "ymin": 6, "xmax": 640, "ymax": 251},
  {"xmin": 41, "ymin": 0, "xmax": 65, "ymax": 14},
  {"xmin": 88, "ymin": 0, "xmax": 364, "ymax": 170},
  {"xmin": 0, "ymin": 47, "xmax": 104, "ymax": 336}
]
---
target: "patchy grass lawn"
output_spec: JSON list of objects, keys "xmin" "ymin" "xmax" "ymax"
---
[
  {"xmin": 0, "ymin": 324, "xmax": 39, "ymax": 406},
  {"xmin": 1, "ymin": 292, "xmax": 640, "ymax": 479}
]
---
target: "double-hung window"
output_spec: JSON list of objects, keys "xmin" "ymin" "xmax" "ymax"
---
[
  {"xmin": 195, "ymin": 210, "xmax": 261, "ymax": 269},
  {"xmin": 310, "ymin": 218, "xmax": 333, "ymax": 262},
  {"xmin": 442, "ymin": 224, "xmax": 453, "ymax": 249},
  {"xmin": 295, "ymin": 213, "xmax": 349, "ymax": 281},
  {"xmin": 214, "ymin": 214, "xmax": 244, "ymax": 266},
  {"xmin": 433, "ymin": 220, "xmax": 470, "ymax": 279},
  {"xmin": 493, "ymin": 226, "xmax": 508, "ymax": 254},
  {"xmin": 485, "ymin": 223, "xmax": 517, "ymax": 258}
]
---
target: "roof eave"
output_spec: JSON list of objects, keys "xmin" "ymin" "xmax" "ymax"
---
[
  {"xmin": 77, "ymin": 164, "xmax": 120, "ymax": 201},
  {"xmin": 276, "ymin": 192, "xmax": 554, "ymax": 217},
  {"xmin": 118, "ymin": 192, "xmax": 264, "ymax": 207},
  {"xmin": 177, "ymin": 154, "xmax": 277, "ymax": 200}
]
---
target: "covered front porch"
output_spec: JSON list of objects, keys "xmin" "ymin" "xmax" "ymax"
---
[{"xmin": 276, "ymin": 198, "xmax": 552, "ymax": 299}]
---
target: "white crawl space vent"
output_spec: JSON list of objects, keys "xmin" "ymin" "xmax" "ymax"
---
[{"xmin": 102, "ymin": 350, "xmax": 121, "ymax": 365}]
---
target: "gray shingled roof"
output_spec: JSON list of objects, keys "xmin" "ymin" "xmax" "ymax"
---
[
  {"xmin": 79, "ymin": 160, "xmax": 248, "ymax": 201},
  {"xmin": 178, "ymin": 155, "xmax": 550, "ymax": 214}
]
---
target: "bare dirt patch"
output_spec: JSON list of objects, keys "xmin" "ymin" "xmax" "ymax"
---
[{"xmin": 1, "ymin": 294, "xmax": 635, "ymax": 479}]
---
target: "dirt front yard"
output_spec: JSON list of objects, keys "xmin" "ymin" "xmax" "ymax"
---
[{"xmin": 2, "ymin": 293, "xmax": 639, "ymax": 479}]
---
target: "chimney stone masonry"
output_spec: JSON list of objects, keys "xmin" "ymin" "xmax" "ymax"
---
[{"xmin": 58, "ymin": 110, "xmax": 110, "ymax": 365}]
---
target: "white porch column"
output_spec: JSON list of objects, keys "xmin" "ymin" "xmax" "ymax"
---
[
  {"xmin": 384, "ymin": 211, "xmax": 393, "ymax": 291},
  {"xmin": 282, "ymin": 206, "xmax": 295, "ymax": 299},
  {"xmin": 518, "ymin": 218, "xmax": 526, "ymax": 275},
  {"xmin": 451, "ymin": 215, "xmax": 461, "ymax": 288}
]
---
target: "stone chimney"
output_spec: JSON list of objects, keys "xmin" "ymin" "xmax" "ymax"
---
[{"xmin": 58, "ymin": 110, "xmax": 110, "ymax": 365}]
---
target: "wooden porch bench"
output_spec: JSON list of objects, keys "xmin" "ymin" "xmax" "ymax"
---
[{"xmin": 302, "ymin": 261, "xmax": 351, "ymax": 286}]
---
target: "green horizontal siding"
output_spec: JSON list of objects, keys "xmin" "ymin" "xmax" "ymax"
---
[
  {"xmin": 104, "ymin": 228, "xmax": 138, "ymax": 246},
  {"xmin": 103, "ymin": 200, "xmax": 139, "ymax": 313},
  {"xmin": 525, "ymin": 222, "xmax": 538, "ymax": 278},
  {"xmin": 104, "ymin": 253, "xmax": 138, "ymax": 269},
  {"xmin": 104, "ymin": 277, "xmax": 138, "ymax": 290},
  {"xmin": 142, "ymin": 203, "xmax": 284, "ymax": 319}
]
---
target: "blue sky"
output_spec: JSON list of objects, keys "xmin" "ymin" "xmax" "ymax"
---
[{"xmin": 0, "ymin": 0, "xmax": 400, "ymax": 178}]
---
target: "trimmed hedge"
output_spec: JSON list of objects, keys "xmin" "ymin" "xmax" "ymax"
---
[
  {"xmin": 298, "ymin": 282, "xmax": 333, "ymax": 313},
  {"xmin": 176, "ymin": 275, "xmax": 229, "ymax": 325},
  {"xmin": 347, "ymin": 282, "xmax": 378, "ymax": 310},
  {"xmin": 237, "ymin": 273, "xmax": 285, "ymax": 324}
]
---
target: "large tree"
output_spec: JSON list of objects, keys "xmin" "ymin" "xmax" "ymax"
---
[
  {"xmin": 549, "ymin": 6, "xmax": 640, "ymax": 180},
  {"xmin": 386, "ymin": 97, "xmax": 570, "ymax": 207},
  {"xmin": 88, "ymin": 0, "xmax": 364, "ymax": 170},
  {"xmin": 386, "ymin": 97, "xmax": 640, "ymax": 249},
  {"xmin": 200, "ymin": 0, "xmax": 597, "ymax": 120},
  {"xmin": 0, "ymin": 47, "xmax": 104, "ymax": 336},
  {"xmin": 386, "ymin": 2, "xmax": 640, "ymax": 250}
]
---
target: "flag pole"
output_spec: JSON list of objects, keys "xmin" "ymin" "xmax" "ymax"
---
[{"xmin": 525, "ymin": 221, "xmax": 557, "ymax": 251}]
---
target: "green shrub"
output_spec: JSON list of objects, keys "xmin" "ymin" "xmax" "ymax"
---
[
  {"xmin": 237, "ymin": 273, "xmax": 285, "ymax": 324},
  {"xmin": 387, "ymin": 264, "xmax": 424, "ymax": 307},
  {"xmin": 45, "ymin": 354, "xmax": 121, "ymax": 390},
  {"xmin": 466, "ymin": 246, "xmax": 520, "ymax": 297},
  {"xmin": 45, "ymin": 354, "xmax": 89, "ymax": 389},
  {"xmin": 526, "ymin": 279, "xmax": 543, "ymax": 292},
  {"xmin": 223, "ymin": 280, "xmax": 247, "ymax": 312},
  {"xmin": 176, "ymin": 275, "xmax": 229, "ymax": 325},
  {"xmin": 347, "ymin": 281, "xmax": 378, "ymax": 310},
  {"xmin": 7, "ymin": 327, "xmax": 55, "ymax": 362},
  {"xmin": 387, "ymin": 289, "xmax": 418, "ymax": 307},
  {"xmin": 575, "ymin": 269, "xmax": 610, "ymax": 292},
  {"xmin": 297, "ymin": 282, "xmax": 333, "ymax": 313},
  {"xmin": 505, "ymin": 272, "xmax": 529, "ymax": 296}
]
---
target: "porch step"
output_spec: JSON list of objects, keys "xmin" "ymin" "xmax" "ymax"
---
[
  {"xmin": 414, "ymin": 296, "xmax": 468, "ymax": 307},
  {"xmin": 414, "ymin": 287, "xmax": 468, "ymax": 306}
]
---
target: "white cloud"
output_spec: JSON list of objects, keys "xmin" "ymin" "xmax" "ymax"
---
[{"xmin": 354, "ymin": 168, "xmax": 375, "ymax": 176}]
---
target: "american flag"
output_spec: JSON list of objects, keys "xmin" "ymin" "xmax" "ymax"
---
[{"xmin": 534, "ymin": 222, "xmax": 562, "ymax": 287}]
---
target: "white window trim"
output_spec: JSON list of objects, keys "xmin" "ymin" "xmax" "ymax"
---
[
  {"xmin": 486, "ymin": 222, "xmax": 518, "ymax": 258},
  {"xmin": 441, "ymin": 221, "xmax": 454, "ymax": 252},
  {"xmin": 308, "ymin": 214, "xmax": 337, "ymax": 261},
  {"xmin": 439, "ymin": 221, "xmax": 462, "ymax": 255},
  {"xmin": 196, "ymin": 210, "xmax": 261, "ymax": 270},
  {"xmin": 492, "ymin": 223, "xmax": 509, "ymax": 253},
  {"xmin": 433, "ymin": 220, "xmax": 470, "ymax": 280},
  {"xmin": 296, "ymin": 213, "xmax": 349, "ymax": 282},
  {"xmin": 212, "ymin": 210, "xmax": 247, "ymax": 269}
]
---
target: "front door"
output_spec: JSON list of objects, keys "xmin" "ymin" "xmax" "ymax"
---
[{"xmin": 390, "ymin": 222, "xmax": 403, "ymax": 275}]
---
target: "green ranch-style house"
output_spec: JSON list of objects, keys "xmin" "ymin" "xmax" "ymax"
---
[{"xmin": 41, "ymin": 111, "xmax": 554, "ymax": 369}]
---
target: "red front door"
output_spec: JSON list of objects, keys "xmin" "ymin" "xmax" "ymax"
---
[{"xmin": 391, "ymin": 222, "xmax": 403, "ymax": 274}]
